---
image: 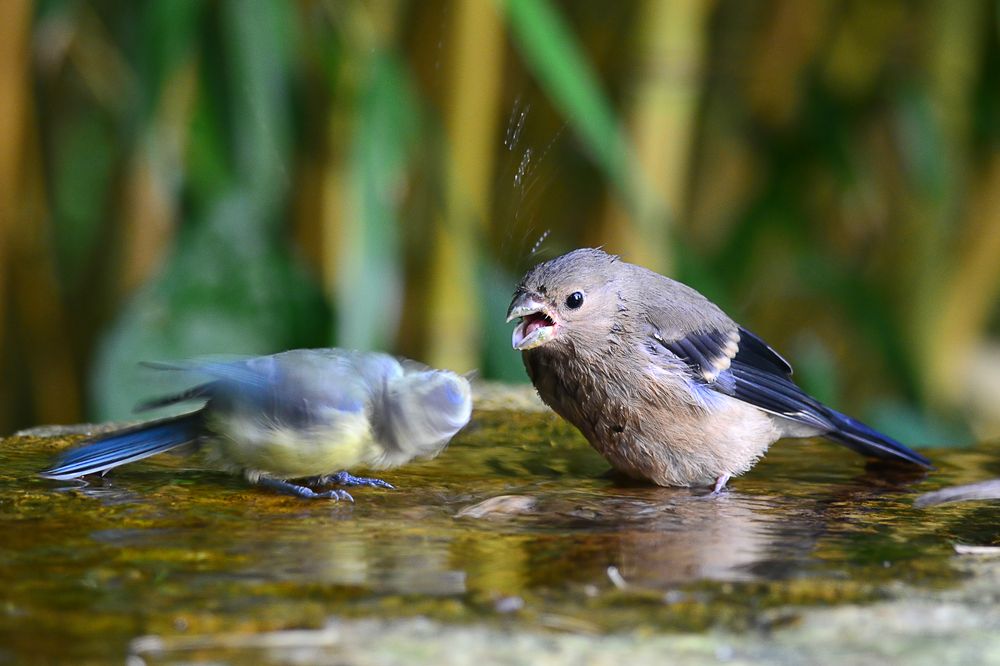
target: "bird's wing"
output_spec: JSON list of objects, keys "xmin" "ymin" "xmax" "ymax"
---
[
  {"xmin": 653, "ymin": 328, "xmax": 741, "ymax": 382},
  {"xmin": 727, "ymin": 327, "xmax": 793, "ymax": 377},
  {"xmin": 654, "ymin": 325, "xmax": 791, "ymax": 381},
  {"xmin": 638, "ymin": 273, "xmax": 790, "ymax": 383},
  {"xmin": 136, "ymin": 350, "xmax": 400, "ymax": 425},
  {"xmin": 723, "ymin": 358, "xmax": 831, "ymax": 431},
  {"xmin": 651, "ymin": 325, "xmax": 830, "ymax": 431},
  {"xmin": 133, "ymin": 357, "xmax": 268, "ymax": 412},
  {"xmin": 635, "ymin": 273, "xmax": 930, "ymax": 466},
  {"xmin": 649, "ymin": 325, "xmax": 932, "ymax": 466},
  {"xmin": 134, "ymin": 381, "xmax": 216, "ymax": 412}
]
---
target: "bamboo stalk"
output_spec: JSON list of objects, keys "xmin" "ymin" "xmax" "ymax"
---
[
  {"xmin": 0, "ymin": 0, "xmax": 82, "ymax": 425},
  {"xmin": 745, "ymin": 0, "xmax": 829, "ymax": 127},
  {"xmin": 0, "ymin": 0, "xmax": 31, "ymax": 339},
  {"xmin": 118, "ymin": 61, "xmax": 197, "ymax": 295},
  {"xmin": 910, "ymin": 0, "xmax": 989, "ymax": 408},
  {"xmin": 321, "ymin": 1, "xmax": 403, "ymax": 351},
  {"xmin": 600, "ymin": 0, "xmax": 713, "ymax": 274},
  {"xmin": 425, "ymin": 0, "xmax": 504, "ymax": 372},
  {"xmin": 0, "ymin": 0, "xmax": 31, "ymax": 429},
  {"xmin": 927, "ymin": 156, "xmax": 1000, "ymax": 408}
]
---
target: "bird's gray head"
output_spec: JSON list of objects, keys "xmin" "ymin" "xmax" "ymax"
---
[
  {"xmin": 506, "ymin": 248, "xmax": 622, "ymax": 351},
  {"xmin": 376, "ymin": 369, "xmax": 473, "ymax": 467}
]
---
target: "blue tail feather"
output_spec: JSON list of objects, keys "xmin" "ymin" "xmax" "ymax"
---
[
  {"xmin": 40, "ymin": 412, "xmax": 204, "ymax": 480},
  {"xmin": 823, "ymin": 409, "xmax": 932, "ymax": 468}
]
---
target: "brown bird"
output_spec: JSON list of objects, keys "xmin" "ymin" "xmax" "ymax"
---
[{"xmin": 506, "ymin": 248, "xmax": 931, "ymax": 491}]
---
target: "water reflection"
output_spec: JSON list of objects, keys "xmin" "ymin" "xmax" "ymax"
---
[
  {"xmin": 1, "ymin": 409, "xmax": 998, "ymax": 664},
  {"xmin": 605, "ymin": 494, "xmax": 805, "ymax": 585},
  {"xmin": 448, "ymin": 489, "xmax": 816, "ymax": 590},
  {"xmin": 236, "ymin": 524, "xmax": 468, "ymax": 596}
]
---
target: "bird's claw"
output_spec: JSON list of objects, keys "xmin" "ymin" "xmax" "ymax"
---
[
  {"xmin": 306, "ymin": 488, "xmax": 355, "ymax": 502},
  {"xmin": 257, "ymin": 477, "xmax": 354, "ymax": 502},
  {"xmin": 323, "ymin": 471, "xmax": 395, "ymax": 489}
]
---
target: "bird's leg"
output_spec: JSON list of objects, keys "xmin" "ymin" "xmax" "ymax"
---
[
  {"xmin": 256, "ymin": 477, "xmax": 354, "ymax": 502},
  {"xmin": 711, "ymin": 474, "xmax": 731, "ymax": 495},
  {"xmin": 313, "ymin": 471, "xmax": 395, "ymax": 490}
]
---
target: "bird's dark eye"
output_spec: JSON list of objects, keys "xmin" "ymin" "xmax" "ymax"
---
[{"xmin": 565, "ymin": 291, "xmax": 584, "ymax": 309}]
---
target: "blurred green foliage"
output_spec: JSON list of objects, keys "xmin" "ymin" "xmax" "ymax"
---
[{"xmin": 0, "ymin": 0, "xmax": 998, "ymax": 444}]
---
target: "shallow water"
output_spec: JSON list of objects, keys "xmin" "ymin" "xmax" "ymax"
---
[{"xmin": 1, "ymin": 404, "xmax": 998, "ymax": 663}]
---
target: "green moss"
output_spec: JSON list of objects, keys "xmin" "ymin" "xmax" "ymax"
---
[{"xmin": 1, "ymin": 398, "xmax": 999, "ymax": 662}]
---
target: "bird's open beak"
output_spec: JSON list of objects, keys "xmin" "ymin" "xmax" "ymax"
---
[{"xmin": 506, "ymin": 293, "xmax": 557, "ymax": 350}]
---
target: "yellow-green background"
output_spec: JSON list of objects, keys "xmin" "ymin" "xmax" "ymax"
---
[{"xmin": 1, "ymin": 0, "xmax": 997, "ymax": 445}]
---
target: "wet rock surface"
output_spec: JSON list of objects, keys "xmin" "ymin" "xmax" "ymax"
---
[{"xmin": 1, "ymin": 384, "xmax": 998, "ymax": 663}]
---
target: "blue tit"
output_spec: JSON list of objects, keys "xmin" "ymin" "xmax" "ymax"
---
[{"xmin": 41, "ymin": 349, "xmax": 472, "ymax": 500}]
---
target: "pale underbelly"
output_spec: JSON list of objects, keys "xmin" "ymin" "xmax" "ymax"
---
[
  {"xmin": 585, "ymin": 395, "xmax": 782, "ymax": 487},
  {"xmin": 201, "ymin": 412, "xmax": 377, "ymax": 479}
]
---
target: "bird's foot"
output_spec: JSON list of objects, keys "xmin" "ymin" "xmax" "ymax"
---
[
  {"xmin": 318, "ymin": 471, "xmax": 395, "ymax": 489},
  {"xmin": 257, "ymin": 477, "xmax": 354, "ymax": 502},
  {"xmin": 711, "ymin": 474, "xmax": 731, "ymax": 496}
]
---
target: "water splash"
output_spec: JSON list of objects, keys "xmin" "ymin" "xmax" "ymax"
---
[
  {"xmin": 498, "ymin": 97, "xmax": 566, "ymax": 268},
  {"xmin": 514, "ymin": 147, "xmax": 533, "ymax": 190},
  {"xmin": 529, "ymin": 229, "xmax": 550, "ymax": 257},
  {"xmin": 504, "ymin": 98, "xmax": 530, "ymax": 151}
]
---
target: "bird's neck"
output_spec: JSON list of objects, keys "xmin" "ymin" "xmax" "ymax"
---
[{"xmin": 523, "ymin": 341, "xmax": 629, "ymax": 433}]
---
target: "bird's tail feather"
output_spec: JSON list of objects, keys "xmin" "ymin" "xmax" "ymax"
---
[
  {"xmin": 822, "ymin": 409, "xmax": 932, "ymax": 468},
  {"xmin": 40, "ymin": 412, "xmax": 204, "ymax": 480}
]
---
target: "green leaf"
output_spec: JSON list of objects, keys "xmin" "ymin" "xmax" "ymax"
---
[
  {"xmin": 334, "ymin": 53, "xmax": 420, "ymax": 350},
  {"xmin": 91, "ymin": 193, "xmax": 329, "ymax": 420},
  {"xmin": 502, "ymin": 0, "xmax": 635, "ymax": 206}
]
